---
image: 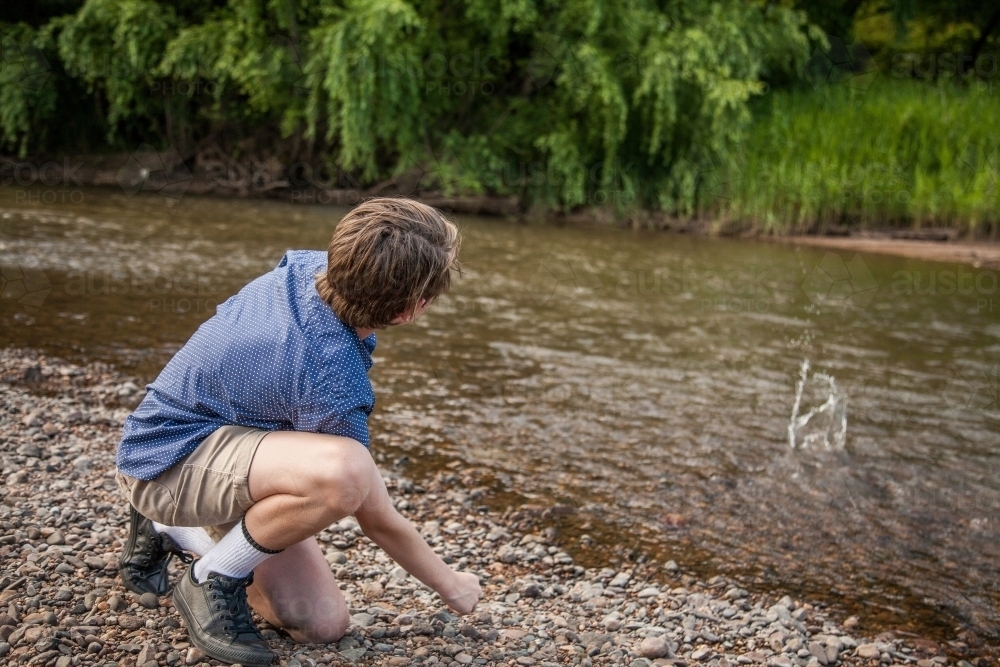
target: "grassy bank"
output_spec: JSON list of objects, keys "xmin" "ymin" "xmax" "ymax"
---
[{"xmin": 710, "ymin": 80, "xmax": 1000, "ymax": 235}]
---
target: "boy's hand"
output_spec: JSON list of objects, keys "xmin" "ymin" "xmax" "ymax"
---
[{"xmin": 442, "ymin": 571, "xmax": 482, "ymax": 615}]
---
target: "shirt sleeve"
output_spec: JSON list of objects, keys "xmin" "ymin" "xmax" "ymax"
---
[{"xmin": 292, "ymin": 385, "xmax": 371, "ymax": 447}]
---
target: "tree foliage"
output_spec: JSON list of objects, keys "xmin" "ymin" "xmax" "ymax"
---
[{"xmin": 1, "ymin": 0, "xmax": 819, "ymax": 212}]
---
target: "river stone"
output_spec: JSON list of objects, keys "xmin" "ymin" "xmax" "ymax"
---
[
  {"xmin": 639, "ymin": 636, "xmax": 670, "ymax": 659},
  {"xmin": 361, "ymin": 581, "xmax": 383, "ymax": 598},
  {"xmin": 325, "ymin": 550, "xmax": 347, "ymax": 565},
  {"xmin": 138, "ymin": 592, "xmax": 158, "ymax": 609},
  {"xmin": 350, "ymin": 613, "xmax": 375, "ymax": 627},
  {"xmin": 21, "ymin": 411, "xmax": 43, "ymax": 427},
  {"xmin": 16, "ymin": 442, "xmax": 41, "ymax": 458},
  {"xmin": 809, "ymin": 642, "xmax": 829, "ymax": 665},
  {"xmin": 340, "ymin": 647, "xmax": 367, "ymax": 662},
  {"xmin": 691, "ymin": 647, "xmax": 712, "ymax": 661},
  {"xmin": 185, "ymin": 647, "xmax": 206, "ymax": 665},
  {"xmin": 857, "ymin": 644, "xmax": 879, "ymax": 659},
  {"xmin": 118, "ymin": 615, "xmax": 145, "ymax": 631},
  {"xmin": 497, "ymin": 544, "xmax": 517, "ymax": 564},
  {"xmin": 609, "ymin": 572, "xmax": 631, "ymax": 588},
  {"xmin": 24, "ymin": 626, "xmax": 50, "ymax": 643}
]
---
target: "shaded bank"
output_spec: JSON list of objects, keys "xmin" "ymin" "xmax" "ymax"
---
[{"xmin": 2, "ymin": 151, "xmax": 999, "ymax": 269}]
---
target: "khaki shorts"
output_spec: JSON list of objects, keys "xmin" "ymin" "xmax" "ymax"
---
[{"xmin": 116, "ymin": 425, "xmax": 270, "ymax": 541}]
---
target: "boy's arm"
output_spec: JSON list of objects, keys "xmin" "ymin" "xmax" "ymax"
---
[{"xmin": 354, "ymin": 461, "xmax": 482, "ymax": 614}]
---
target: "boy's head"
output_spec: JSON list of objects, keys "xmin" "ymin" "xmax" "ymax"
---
[{"xmin": 316, "ymin": 197, "xmax": 461, "ymax": 329}]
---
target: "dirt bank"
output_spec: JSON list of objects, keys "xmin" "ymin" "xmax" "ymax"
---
[{"xmin": 769, "ymin": 236, "xmax": 1000, "ymax": 270}]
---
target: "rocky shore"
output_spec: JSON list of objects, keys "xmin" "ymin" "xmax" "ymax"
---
[{"xmin": 0, "ymin": 349, "xmax": 978, "ymax": 667}]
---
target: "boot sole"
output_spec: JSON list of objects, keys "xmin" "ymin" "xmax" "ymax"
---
[{"xmin": 173, "ymin": 573, "xmax": 274, "ymax": 667}]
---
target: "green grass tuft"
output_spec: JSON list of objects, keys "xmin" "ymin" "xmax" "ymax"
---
[{"xmin": 714, "ymin": 79, "xmax": 1000, "ymax": 235}]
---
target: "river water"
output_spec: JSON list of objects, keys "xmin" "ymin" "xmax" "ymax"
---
[{"xmin": 1, "ymin": 187, "xmax": 998, "ymax": 642}]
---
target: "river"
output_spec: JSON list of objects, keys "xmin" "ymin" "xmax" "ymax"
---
[{"xmin": 1, "ymin": 187, "xmax": 998, "ymax": 643}]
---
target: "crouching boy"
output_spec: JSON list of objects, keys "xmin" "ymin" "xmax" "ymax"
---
[{"xmin": 114, "ymin": 198, "xmax": 481, "ymax": 667}]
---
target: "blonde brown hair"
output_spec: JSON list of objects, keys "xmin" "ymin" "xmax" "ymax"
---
[{"xmin": 316, "ymin": 198, "xmax": 461, "ymax": 329}]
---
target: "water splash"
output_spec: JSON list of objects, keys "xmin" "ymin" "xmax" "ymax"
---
[{"xmin": 788, "ymin": 359, "xmax": 848, "ymax": 450}]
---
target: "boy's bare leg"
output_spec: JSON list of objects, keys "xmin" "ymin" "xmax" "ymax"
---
[
  {"xmin": 237, "ymin": 431, "xmax": 373, "ymax": 642},
  {"xmin": 245, "ymin": 431, "xmax": 375, "ymax": 551},
  {"xmin": 240, "ymin": 429, "xmax": 480, "ymax": 642},
  {"xmin": 245, "ymin": 537, "xmax": 348, "ymax": 643}
]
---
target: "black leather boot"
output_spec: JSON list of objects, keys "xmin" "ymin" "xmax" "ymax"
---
[
  {"xmin": 172, "ymin": 563, "xmax": 274, "ymax": 667},
  {"xmin": 118, "ymin": 505, "xmax": 190, "ymax": 596}
]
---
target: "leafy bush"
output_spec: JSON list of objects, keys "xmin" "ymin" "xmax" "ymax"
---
[{"xmin": 1, "ymin": 0, "xmax": 817, "ymax": 213}]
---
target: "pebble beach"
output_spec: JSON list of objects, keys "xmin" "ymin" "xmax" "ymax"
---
[{"xmin": 0, "ymin": 349, "xmax": 983, "ymax": 667}]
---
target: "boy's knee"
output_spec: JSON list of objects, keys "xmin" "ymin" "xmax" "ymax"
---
[
  {"xmin": 307, "ymin": 446, "xmax": 373, "ymax": 516},
  {"xmin": 272, "ymin": 594, "xmax": 348, "ymax": 644},
  {"xmin": 293, "ymin": 618, "xmax": 348, "ymax": 644}
]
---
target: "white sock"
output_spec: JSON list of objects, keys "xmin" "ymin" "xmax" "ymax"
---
[
  {"xmin": 193, "ymin": 518, "xmax": 282, "ymax": 582},
  {"xmin": 151, "ymin": 522, "xmax": 217, "ymax": 557}
]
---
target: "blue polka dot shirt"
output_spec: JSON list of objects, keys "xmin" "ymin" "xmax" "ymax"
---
[{"xmin": 116, "ymin": 250, "xmax": 376, "ymax": 480}]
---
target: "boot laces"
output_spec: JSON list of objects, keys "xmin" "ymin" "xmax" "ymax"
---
[{"xmin": 209, "ymin": 575, "xmax": 261, "ymax": 638}]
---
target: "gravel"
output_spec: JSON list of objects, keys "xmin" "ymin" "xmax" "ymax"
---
[{"xmin": 0, "ymin": 349, "xmax": 975, "ymax": 667}]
